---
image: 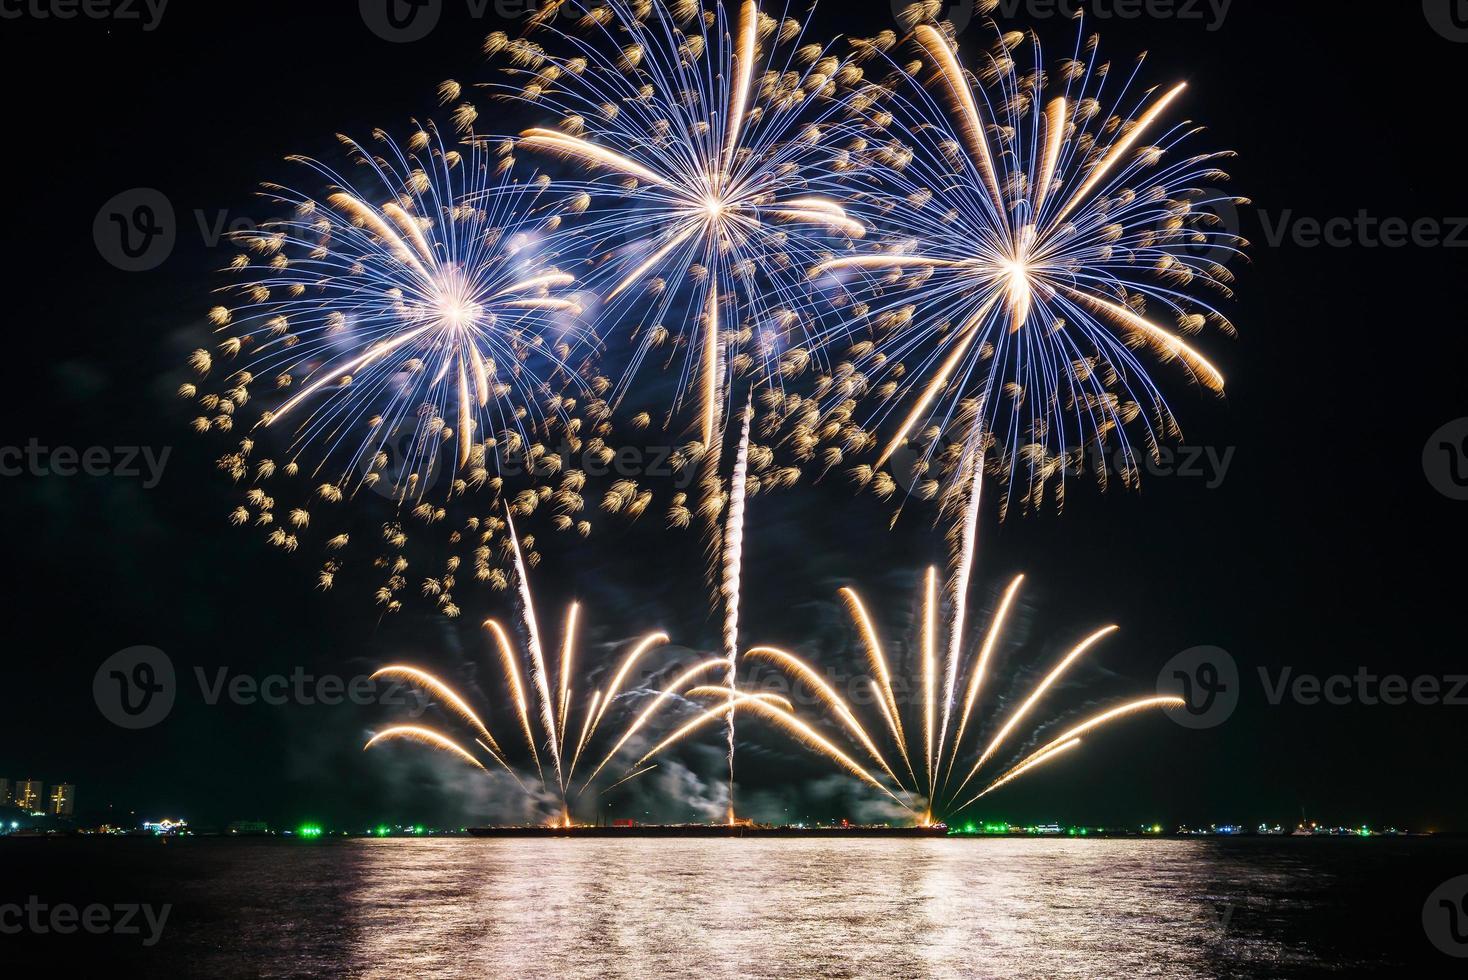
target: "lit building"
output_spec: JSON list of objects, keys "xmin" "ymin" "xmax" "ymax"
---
[
  {"xmin": 49, "ymin": 784, "xmax": 75, "ymax": 818},
  {"xmin": 15, "ymin": 780, "xmax": 43, "ymax": 813}
]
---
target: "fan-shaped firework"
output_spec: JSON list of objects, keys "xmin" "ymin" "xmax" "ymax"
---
[
  {"xmin": 365, "ymin": 512, "xmax": 743, "ymax": 823},
  {"xmin": 737, "ymin": 571, "xmax": 1184, "ymax": 823},
  {"xmin": 815, "ymin": 15, "xmax": 1245, "ymax": 515},
  {"xmin": 480, "ymin": 0, "xmax": 875, "ymax": 456},
  {"xmin": 184, "ymin": 124, "xmax": 614, "ymax": 613}
]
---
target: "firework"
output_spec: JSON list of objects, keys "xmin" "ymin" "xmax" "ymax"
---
[
  {"xmin": 812, "ymin": 15, "xmax": 1245, "ymax": 516},
  {"xmin": 741, "ymin": 571, "xmax": 1184, "ymax": 823},
  {"xmin": 486, "ymin": 0, "xmax": 874, "ymax": 455},
  {"xmin": 365, "ymin": 515, "xmax": 707, "ymax": 823},
  {"xmin": 187, "ymin": 123, "xmax": 613, "ymax": 615},
  {"xmin": 193, "ymin": 123, "xmax": 596, "ymax": 498}
]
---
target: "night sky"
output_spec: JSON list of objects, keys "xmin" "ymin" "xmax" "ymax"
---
[{"xmin": 2, "ymin": 1, "xmax": 1465, "ymax": 832}]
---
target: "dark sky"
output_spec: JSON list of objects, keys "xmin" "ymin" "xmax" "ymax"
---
[{"xmin": 2, "ymin": 1, "xmax": 1465, "ymax": 832}]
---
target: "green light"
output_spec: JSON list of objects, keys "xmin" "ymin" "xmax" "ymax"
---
[
  {"xmin": 297, "ymin": 824, "xmax": 323, "ymax": 838},
  {"xmin": 412, "ymin": 825, "xmax": 425, "ymax": 835},
  {"xmin": 375, "ymin": 825, "xmax": 390, "ymax": 837}
]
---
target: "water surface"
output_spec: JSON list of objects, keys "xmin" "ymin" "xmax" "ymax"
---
[{"xmin": 5, "ymin": 837, "xmax": 1460, "ymax": 976}]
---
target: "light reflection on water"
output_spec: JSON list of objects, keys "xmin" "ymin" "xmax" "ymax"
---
[{"xmin": 337, "ymin": 839, "xmax": 1335, "ymax": 978}]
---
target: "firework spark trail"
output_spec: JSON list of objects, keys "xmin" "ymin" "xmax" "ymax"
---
[
  {"xmin": 720, "ymin": 396, "xmax": 753, "ymax": 822},
  {"xmin": 483, "ymin": 618, "xmax": 544, "ymax": 780},
  {"xmin": 955, "ymin": 624, "xmax": 1120, "ymax": 797},
  {"xmin": 601, "ymin": 764, "xmax": 658, "ymax": 796},
  {"xmin": 983, "ymin": 696, "xmax": 1187, "ymax": 800},
  {"xmin": 664, "ymin": 691, "xmax": 906, "ymax": 806},
  {"xmin": 569, "ymin": 690, "xmax": 602, "ymax": 776},
  {"xmin": 745, "ymin": 647, "xmax": 905, "ymax": 788},
  {"xmin": 587, "ymin": 632, "xmax": 671, "ymax": 741},
  {"xmin": 870, "ymin": 295, "xmax": 1002, "ymax": 471},
  {"xmin": 371, "ymin": 665, "xmax": 502, "ymax": 755},
  {"xmin": 702, "ymin": 283, "xmax": 724, "ymax": 450},
  {"xmin": 558, "ymin": 601, "xmax": 582, "ymax": 759},
  {"xmin": 365, "ymin": 726, "xmax": 487, "ymax": 771},
  {"xmin": 728, "ymin": 696, "xmax": 907, "ymax": 806},
  {"xmin": 942, "ymin": 573, "xmax": 1024, "ymax": 789},
  {"xmin": 839, "ymin": 587, "xmax": 915, "ymax": 784},
  {"xmin": 474, "ymin": 739, "xmax": 534, "ymax": 792},
  {"xmin": 631, "ymin": 691, "xmax": 793, "ymax": 770},
  {"xmin": 506, "ymin": 505, "xmax": 563, "ymax": 787},
  {"xmin": 577, "ymin": 658, "xmax": 728, "ymax": 790},
  {"xmin": 936, "ymin": 448, "xmax": 984, "ymax": 787},
  {"xmin": 965, "ymin": 738, "xmax": 1084, "ymax": 805},
  {"xmin": 922, "ymin": 566, "xmax": 938, "ymax": 797}
]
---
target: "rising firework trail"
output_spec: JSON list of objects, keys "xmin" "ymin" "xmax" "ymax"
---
[{"xmin": 720, "ymin": 396, "xmax": 754, "ymax": 822}]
